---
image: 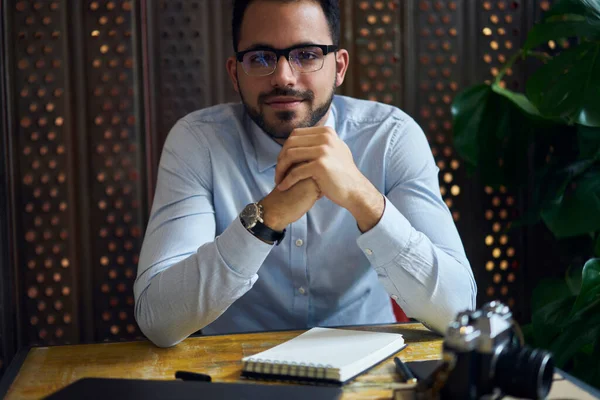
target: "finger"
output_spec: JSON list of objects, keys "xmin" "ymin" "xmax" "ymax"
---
[
  {"xmin": 275, "ymin": 146, "xmax": 325, "ymax": 184},
  {"xmin": 277, "ymin": 135, "xmax": 329, "ymax": 181},
  {"xmin": 316, "ymin": 189, "xmax": 324, "ymax": 200},
  {"xmin": 275, "ymin": 146, "xmax": 327, "ymax": 185},
  {"xmin": 288, "ymin": 127, "xmax": 321, "ymax": 137},
  {"xmin": 289, "ymin": 126, "xmax": 337, "ymax": 138},
  {"xmin": 277, "ymin": 162, "xmax": 317, "ymax": 191},
  {"xmin": 281, "ymin": 134, "xmax": 328, "ymax": 152},
  {"xmin": 278, "ymin": 131, "xmax": 334, "ymax": 172}
]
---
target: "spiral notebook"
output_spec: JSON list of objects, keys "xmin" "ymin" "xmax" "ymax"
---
[{"xmin": 241, "ymin": 327, "xmax": 406, "ymax": 385}]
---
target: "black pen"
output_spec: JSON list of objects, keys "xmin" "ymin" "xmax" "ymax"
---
[
  {"xmin": 394, "ymin": 357, "xmax": 417, "ymax": 384},
  {"xmin": 175, "ymin": 370, "xmax": 212, "ymax": 382}
]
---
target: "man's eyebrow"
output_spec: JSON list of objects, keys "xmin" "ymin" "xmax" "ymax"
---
[
  {"xmin": 240, "ymin": 42, "xmax": 320, "ymax": 52},
  {"xmin": 241, "ymin": 43, "xmax": 274, "ymax": 51}
]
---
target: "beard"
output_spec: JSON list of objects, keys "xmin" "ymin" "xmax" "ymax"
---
[{"xmin": 238, "ymin": 80, "xmax": 336, "ymax": 140}]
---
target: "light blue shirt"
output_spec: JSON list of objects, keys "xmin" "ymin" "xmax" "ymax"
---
[{"xmin": 134, "ymin": 95, "xmax": 477, "ymax": 347}]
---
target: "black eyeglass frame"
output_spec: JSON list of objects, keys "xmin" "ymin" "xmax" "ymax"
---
[{"xmin": 235, "ymin": 44, "xmax": 338, "ymax": 74}]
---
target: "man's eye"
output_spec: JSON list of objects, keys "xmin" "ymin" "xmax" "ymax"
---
[
  {"xmin": 296, "ymin": 51, "xmax": 319, "ymax": 60},
  {"xmin": 249, "ymin": 53, "xmax": 275, "ymax": 65},
  {"xmin": 249, "ymin": 56, "xmax": 264, "ymax": 64}
]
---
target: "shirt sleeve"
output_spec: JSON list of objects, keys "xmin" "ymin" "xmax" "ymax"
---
[
  {"xmin": 133, "ymin": 120, "xmax": 273, "ymax": 347},
  {"xmin": 356, "ymin": 117, "xmax": 477, "ymax": 334}
]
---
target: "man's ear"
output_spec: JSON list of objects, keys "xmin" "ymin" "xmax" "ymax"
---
[
  {"xmin": 226, "ymin": 56, "xmax": 240, "ymax": 93},
  {"xmin": 334, "ymin": 49, "xmax": 349, "ymax": 87}
]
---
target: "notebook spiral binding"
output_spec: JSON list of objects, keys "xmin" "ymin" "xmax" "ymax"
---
[{"xmin": 243, "ymin": 358, "xmax": 336, "ymax": 380}]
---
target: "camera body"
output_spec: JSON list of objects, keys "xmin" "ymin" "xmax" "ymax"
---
[{"xmin": 440, "ymin": 301, "xmax": 553, "ymax": 400}]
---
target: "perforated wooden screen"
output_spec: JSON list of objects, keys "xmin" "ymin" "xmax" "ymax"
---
[
  {"xmin": 1, "ymin": 0, "xmax": 556, "ymax": 376},
  {"xmin": 2, "ymin": 0, "xmax": 146, "ymax": 362},
  {"xmin": 6, "ymin": 0, "xmax": 81, "ymax": 351}
]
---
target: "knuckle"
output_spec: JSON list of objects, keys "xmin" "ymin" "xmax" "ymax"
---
[
  {"xmin": 318, "ymin": 145, "xmax": 328, "ymax": 157},
  {"xmin": 316, "ymin": 158, "xmax": 327, "ymax": 169}
]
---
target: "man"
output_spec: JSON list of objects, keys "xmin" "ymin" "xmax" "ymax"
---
[{"xmin": 134, "ymin": 0, "xmax": 476, "ymax": 348}]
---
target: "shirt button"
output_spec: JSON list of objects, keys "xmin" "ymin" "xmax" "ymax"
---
[
  {"xmin": 298, "ymin": 287, "xmax": 306, "ymax": 295},
  {"xmin": 295, "ymin": 239, "xmax": 304, "ymax": 247},
  {"xmin": 364, "ymin": 248, "xmax": 373, "ymax": 255}
]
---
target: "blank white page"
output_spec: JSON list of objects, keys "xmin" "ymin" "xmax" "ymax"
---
[{"xmin": 242, "ymin": 327, "xmax": 405, "ymax": 369}]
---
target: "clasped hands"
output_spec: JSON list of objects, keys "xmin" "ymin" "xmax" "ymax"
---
[{"xmin": 260, "ymin": 126, "xmax": 384, "ymax": 234}]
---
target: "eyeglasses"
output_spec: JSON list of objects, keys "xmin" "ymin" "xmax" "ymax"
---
[{"xmin": 236, "ymin": 44, "xmax": 338, "ymax": 77}]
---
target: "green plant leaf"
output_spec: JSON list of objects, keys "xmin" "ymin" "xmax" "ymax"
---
[
  {"xmin": 541, "ymin": 165, "xmax": 600, "ymax": 237},
  {"xmin": 566, "ymin": 264, "xmax": 584, "ymax": 295},
  {"xmin": 526, "ymin": 41, "xmax": 600, "ymax": 127},
  {"xmin": 524, "ymin": 20, "xmax": 600, "ymax": 52},
  {"xmin": 549, "ymin": 300, "xmax": 600, "ymax": 367},
  {"xmin": 451, "ymin": 84, "xmax": 492, "ymax": 168},
  {"xmin": 529, "ymin": 278, "xmax": 575, "ymax": 348},
  {"xmin": 531, "ymin": 278, "xmax": 573, "ymax": 312},
  {"xmin": 532, "ymin": 295, "xmax": 576, "ymax": 349},
  {"xmin": 572, "ymin": 258, "xmax": 600, "ymax": 312},
  {"xmin": 451, "ymin": 84, "xmax": 538, "ymax": 187},
  {"xmin": 545, "ymin": 165, "xmax": 579, "ymax": 204},
  {"xmin": 577, "ymin": 125, "xmax": 600, "ymax": 159},
  {"xmin": 571, "ymin": 340, "xmax": 600, "ymax": 387},
  {"xmin": 530, "ymin": 159, "xmax": 594, "ymax": 234},
  {"xmin": 530, "ymin": 260, "xmax": 600, "ymax": 384},
  {"xmin": 542, "ymin": 159, "xmax": 595, "ymax": 204},
  {"xmin": 491, "ymin": 84, "xmax": 542, "ymax": 117},
  {"xmin": 543, "ymin": 0, "xmax": 600, "ymax": 22}
]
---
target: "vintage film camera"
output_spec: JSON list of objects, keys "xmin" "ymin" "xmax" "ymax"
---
[
  {"xmin": 397, "ymin": 301, "xmax": 555, "ymax": 399},
  {"xmin": 439, "ymin": 301, "xmax": 554, "ymax": 399}
]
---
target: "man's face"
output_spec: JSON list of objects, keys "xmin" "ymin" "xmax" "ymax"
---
[{"xmin": 226, "ymin": 0, "xmax": 348, "ymax": 140}]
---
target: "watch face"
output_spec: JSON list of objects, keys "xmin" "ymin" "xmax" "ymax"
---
[{"xmin": 240, "ymin": 203, "xmax": 259, "ymax": 228}]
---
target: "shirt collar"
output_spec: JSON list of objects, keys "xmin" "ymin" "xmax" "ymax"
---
[{"xmin": 246, "ymin": 103, "xmax": 337, "ymax": 173}]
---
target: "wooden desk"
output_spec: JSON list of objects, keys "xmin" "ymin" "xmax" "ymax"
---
[{"xmin": 2, "ymin": 323, "xmax": 442, "ymax": 399}]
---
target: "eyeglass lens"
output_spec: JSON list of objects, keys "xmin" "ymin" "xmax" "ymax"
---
[{"xmin": 242, "ymin": 46, "xmax": 325, "ymax": 76}]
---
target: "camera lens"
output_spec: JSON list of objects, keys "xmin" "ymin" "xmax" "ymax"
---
[{"xmin": 494, "ymin": 345, "xmax": 554, "ymax": 399}]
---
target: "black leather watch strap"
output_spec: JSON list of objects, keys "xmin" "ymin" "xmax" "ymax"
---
[{"xmin": 247, "ymin": 221, "xmax": 286, "ymax": 245}]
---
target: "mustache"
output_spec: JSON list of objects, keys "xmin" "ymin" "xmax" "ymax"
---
[{"xmin": 258, "ymin": 88, "xmax": 315, "ymax": 104}]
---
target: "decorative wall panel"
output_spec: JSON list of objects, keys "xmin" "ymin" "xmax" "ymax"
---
[
  {"xmin": 80, "ymin": 0, "xmax": 145, "ymax": 342},
  {"xmin": 9, "ymin": 0, "xmax": 80, "ymax": 346},
  {"xmin": 351, "ymin": 0, "xmax": 403, "ymax": 106},
  {"xmin": 409, "ymin": 0, "xmax": 466, "ymax": 232},
  {"xmin": 1, "ymin": 0, "xmax": 146, "ymax": 354}
]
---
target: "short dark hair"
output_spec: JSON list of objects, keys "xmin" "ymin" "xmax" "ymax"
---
[{"xmin": 232, "ymin": 0, "xmax": 341, "ymax": 52}]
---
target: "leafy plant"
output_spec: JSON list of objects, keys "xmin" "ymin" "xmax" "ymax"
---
[
  {"xmin": 451, "ymin": 0, "xmax": 600, "ymax": 388},
  {"xmin": 525, "ymin": 259, "xmax": 600, "ymax": 385}
]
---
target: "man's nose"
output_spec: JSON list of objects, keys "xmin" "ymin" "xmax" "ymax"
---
[{"xmin": 270, "ymin": 55, "xmax": 297, "ymax": 87}]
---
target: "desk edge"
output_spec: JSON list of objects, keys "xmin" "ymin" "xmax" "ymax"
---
[{"xmin": 558, "ymin": 368, "xmax": 600, "ymax": 398}]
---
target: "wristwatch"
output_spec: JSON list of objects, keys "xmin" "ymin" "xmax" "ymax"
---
[{"xmin": 239, "ymin": 202, "xmax": 286, "ymax": 245}]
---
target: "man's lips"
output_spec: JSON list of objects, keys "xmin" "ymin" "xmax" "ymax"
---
[{"xmin": 264, "ymin": 97, "xmax": 305, "ymax": 110}]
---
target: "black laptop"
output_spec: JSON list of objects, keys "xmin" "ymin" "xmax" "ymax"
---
[{"xmin": 44, "ymin": 378, "xmax": 343, "ymax": 400}]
